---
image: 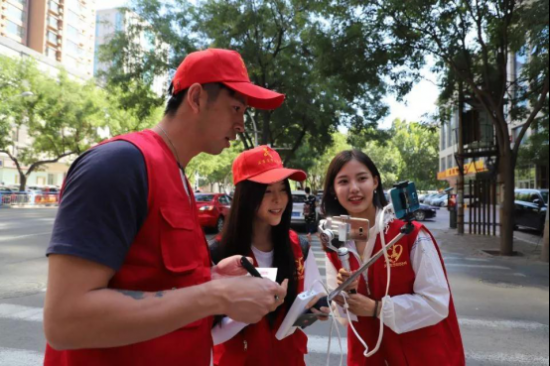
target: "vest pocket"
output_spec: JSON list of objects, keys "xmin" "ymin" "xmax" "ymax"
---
[{"xmin": 160, "ymin": 207, "xmax": 201, "ymax": 274}]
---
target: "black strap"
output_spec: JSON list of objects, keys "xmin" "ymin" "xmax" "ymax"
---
[
  {"xmin": 208, "ymin": 238, "xmax": 223, "ymax": 265},
  {"xmin": 298, "ymin": 235, "xmax": 310, "ymax": 261}
]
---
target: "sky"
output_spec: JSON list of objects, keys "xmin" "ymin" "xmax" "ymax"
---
[{"xmin": 94, "ymin": 0, "xmax": 441, "ymax": 130}]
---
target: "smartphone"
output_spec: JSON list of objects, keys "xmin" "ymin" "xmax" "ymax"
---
[{"xmin": 390, "ymin": 181, "xmax": 420, "ymax": 220}]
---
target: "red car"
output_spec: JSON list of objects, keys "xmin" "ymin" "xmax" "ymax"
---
[{"xmin": 196, "ymin": 193, "xmax": 232, "ymax": 233}]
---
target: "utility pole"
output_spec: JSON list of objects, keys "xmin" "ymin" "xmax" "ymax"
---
[{"xmin": 457, "ymin": 83, "xmax": 465, "ymax": 235}]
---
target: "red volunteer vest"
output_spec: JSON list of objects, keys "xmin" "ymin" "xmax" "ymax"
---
[
  {"xmin": 213, "ymin": 231, "xmax": 308, "ymax": 366},
  {"xmin": 327, "ymin": 220, "xmax": 465, "ymax": 366},
  {"xmin": 44, "ymin": 130, "xmax": 214, "ymax": 366}
]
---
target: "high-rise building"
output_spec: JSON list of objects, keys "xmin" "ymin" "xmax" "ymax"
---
[
  {"xmin": 94, "ymin": 8, "xmax": 170, "ymax": 96},
  {"xmin": 0, "ymin": 0, "xmax": 97, "ymax": 78}
]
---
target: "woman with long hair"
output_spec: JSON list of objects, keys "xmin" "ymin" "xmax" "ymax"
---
[
  {"xmin": 210, "ymin": 146, "xmax": 326, "ymax": 366},
  {"xmin": 322, "ymin": 149, "xmax": 465, "ymax": 366}
]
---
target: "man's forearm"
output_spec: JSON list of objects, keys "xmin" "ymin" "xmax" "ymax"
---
[{"xmin": 45, "ymin": 281, "xmax": 224, "ymax": 350}]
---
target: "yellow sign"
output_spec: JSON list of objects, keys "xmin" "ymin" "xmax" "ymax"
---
[{"xmin": 437, "ymin": 161, "xmax": 487, "ymax": 180}]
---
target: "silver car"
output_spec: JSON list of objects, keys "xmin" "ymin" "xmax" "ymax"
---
[{"xmin": 291, "ymin": 190, "xmax": 307, "ymax": 225}]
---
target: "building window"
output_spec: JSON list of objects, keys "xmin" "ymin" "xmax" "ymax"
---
[
  {"xmin": 441, "ymin": 124, "xmax": 446, "ymax": 150},
  {"xmin": 6, "ymin": 21, "xmax": 24, "ymax": 38},
  {"xmin": 447, "ymin": 155, "xmax": 454, "ymax": 170},
  {"xmin": 49, "ymin": 0, "xmax": 59, "ymax": 13},
  {"xmin": 441, "ymin": 158, "xmax": 446, "ymax": 172},
  {"xmin": 67, "ymin": 10, "xmax": 80, "ymax": 25},
  {"xmin": 6, "ymin": 3, "xmax": 25, "ymax": 22},
  {"xmin": 46, "ymin": 47, "xmax": 58, "ymax": 60},
  {"xmin": 66, "ymin": 40, "xmax": 81, "ymax": 57},
  {"xmin": 47, "ymin": 31, "xmax": 58, "ymax": 44},
  {"xmin": 66, "ymin": 25, "xmax": 80, "ymax": 41},
  {"xmin": 47, "ymin": 174, "xmax": 56, "ymax": 186},
  {"xmin": 9, "ymin": 0, "xmax": 27, "ymax": 6},
  {"xmin": 48, "ymin": 16, "xmax": 58, "ymax": 28},
  {"xmin": 447, "ymin": 121, "xmax": 452, "ymax": 148}
]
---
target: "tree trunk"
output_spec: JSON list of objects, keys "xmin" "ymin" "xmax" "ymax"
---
[
  {"xmin": 18, "ymin": 172, "xmax": 27, "ymax": 192},
  {"xmin": 499, "ymin": 147, "xmax": 515, "ymax": 256},
  {"xmin": 542, "ymin": 208, "xmax": 549, "ymax": 263},
  {"xmin": 457, "ymin": 86, "xmax": 465, "ymax": 235}
]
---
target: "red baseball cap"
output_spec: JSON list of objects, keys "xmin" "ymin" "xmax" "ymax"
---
[
  {"xmin": 233, "ymin": 146, "xmax": 307, "ymax": 186},
  {"xmin": 172, "ymin": 48, "xmax": 285, "ymax": 110}
]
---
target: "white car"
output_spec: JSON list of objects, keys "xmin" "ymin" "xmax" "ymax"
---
[
  {"xmin": 291, "ymin": 191, "xmax": 307, "ymax": 225},
  {"xmin": 431, "ymin": 195, "xmax": 449, "ymax": 207}
]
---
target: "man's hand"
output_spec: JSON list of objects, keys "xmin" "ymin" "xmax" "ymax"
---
[
  {"xmin": 306, "ymin": 294, "xmax": 330, "ymax": 322},
  {"xmin": 211, "ymin": 256, "xmax": 253, "ymax": 279},
  {"xmin": 215, "ymin": 277, "xmax": 288, "ymax": 324},
  {"xmin": 336, "ymin": 268, "xmax": 359, "ymax": 292},
  {"xmin": 333, "ymin": 293, "xmax": 378, "ymax": 318}
]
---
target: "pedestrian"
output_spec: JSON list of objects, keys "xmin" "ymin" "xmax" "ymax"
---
[
  {"xmin": 43, "ymin": 49, "xmax": 288, "ymax": 366},
  {"xmin": 321, "ymin": 150, "xmax": 465, "ymax": 366},
  {"xmin": 210, "ymin": 146, "xmax": 328, "ymax": 366},
  {"xmin": 303, "ymin": 187, "xmax": 317, "ymax": 244}
]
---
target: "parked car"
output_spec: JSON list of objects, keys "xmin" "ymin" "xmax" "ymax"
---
[
  {"xmin": 514, "ymin": 189, "xmax": 548, "ymax": 232},
  {"xmin": 419, "ymin": 190, "xmax": 438, "ymax": 203},
  {"xmin": 315, "ymin": 190, "xmax": 325, "ymax": 220},
  {"xmin": 425, "ymin": 193, "xmax": 445, "ymax": 206},
  {"xmin": 432, "ymin": 194, "xmax": 449, "ymax": 207},
  {"xmin": 195, "ymin": 193, "xmax": 232, "ymax": 233},
  {"xmin": 413, "ymin": 204, "xmax": 439, "ymax": 221}
]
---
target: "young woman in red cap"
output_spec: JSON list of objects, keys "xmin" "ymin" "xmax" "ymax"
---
[
  {"xmin": 322, "ymin": 150, "xmax": 465, "ymax": 366},
  {"xmin": 210, "ymin": 145, "xmax": 328, "ymax": 366}
]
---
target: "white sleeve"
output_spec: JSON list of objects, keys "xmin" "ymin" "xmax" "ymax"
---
[
  {"xmin": 325, "ymin": 255, "xmax": 339, "ymax": 293},
  {"xmin": 382, "ymin": 229, "xmax": 451, "ymax": 334},
  {"xmin": 304, "ymin": 249, "xmax": 326, "ymax": 294},
  {"xmin": 211, "ymin": 317, "xmax": 247, "ymax": 346}
]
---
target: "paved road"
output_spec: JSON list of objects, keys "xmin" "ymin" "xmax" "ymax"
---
[{"xmin": 0, "ymin": 208, "xmax": 548, "ymax": 365}]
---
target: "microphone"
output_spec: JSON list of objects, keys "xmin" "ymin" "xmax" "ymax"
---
[{"xmin": 337, "ymin": 248, "xmax": 357, "ymax": 294}]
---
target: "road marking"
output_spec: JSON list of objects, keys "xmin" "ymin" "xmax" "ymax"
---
[
  {"xmin": 0, "ymin": 232, "xmax": 52, "ymax": 243},
  {"xmin": 466, "ymin": 352, "xmax": 549, "ymax": 365},
  {"xmin": 0, "ymin": 304, "xmax": 43, "ymax": 322},
  {"xmin": 308, "ymin": 336, "xmax": 550, "ymax": 366},
  {"xmin": 0, "ymin": 347, "xmax": 43, "ymax": 366},
  {"xmin": 307, "ymin": 335, "xmax": 348, "ymax": 354},
  {"xmin": 445, "ymin": 263, "xmax": 510, "ymax": 270},
  {"xmin": 459, "ymin": 318, "xmax": 549, "ymax": 332}
]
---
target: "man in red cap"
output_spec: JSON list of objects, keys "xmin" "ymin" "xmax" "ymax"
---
[{"xmin": 43, "ymin": 49, "xmax": 287, "ymax": 366}]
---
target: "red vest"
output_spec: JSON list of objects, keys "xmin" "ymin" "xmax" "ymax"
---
[
  {"xmin": 44, "ymin": 130, "xmax": 214, "ymax": 366},
  {"xmin": 327, "ymin": 220, "xmax": 465, "ymax": 366},
  {"xmin": 213, "ymin": 231, "xmax": 308, "ymax": 366}
]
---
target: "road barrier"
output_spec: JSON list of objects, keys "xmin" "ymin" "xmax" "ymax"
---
[{"xmin": 0, "ymin": 192, "xmax": 59, "ymax": 208}]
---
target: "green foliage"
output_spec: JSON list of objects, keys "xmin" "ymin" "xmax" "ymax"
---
[
  {"xmin": 0, "ymin": 55, "xmax": 104, "ymax": 190},
  {"xmin": 100, "ymin": 0, "xmax": 391, "ymax": 163},
  {"xmin": 186, "ymin": 140, "xmax": 245, "ymax": 188}
]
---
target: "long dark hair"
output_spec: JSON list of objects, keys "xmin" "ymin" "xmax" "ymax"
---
[
  {"xmin": 219, "ymin": 179, "xmax": 298, "ymax": 326},
  {"xmin": 322, "ymin": 149, "xmax": 388, "ymax": 218}
]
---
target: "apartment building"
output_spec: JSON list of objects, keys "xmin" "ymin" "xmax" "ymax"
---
[
  {"xmin": 438, "ymin": 52, "xmax": 548, "ymax": 190},
  {"xmin": 1, "ymin": 0, "xmax": 98, "ymax": 188},
  {"xmin": 1, "ymin": 0, "xmax": 97, "ymax": 78},
  {"xmin": 94, "ymin": 8, "xmax": 170, "ymax": 96}
]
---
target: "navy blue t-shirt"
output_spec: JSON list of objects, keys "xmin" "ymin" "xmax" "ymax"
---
[{"xmin": 46, "ymin": 141, "xmax": 148, "ymax": 271}]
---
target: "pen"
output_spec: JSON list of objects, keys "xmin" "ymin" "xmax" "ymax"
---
[{"xmin": 240, "ymin": 256, "xmax": 263, "ymax": 278}]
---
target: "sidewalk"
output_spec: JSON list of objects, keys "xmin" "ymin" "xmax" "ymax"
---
[{"xmin": 432, "ymin": 227, "xmax": 547, "ymax": 263}]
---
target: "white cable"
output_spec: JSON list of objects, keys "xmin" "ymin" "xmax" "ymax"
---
[
  {"xmin": 309, "ymin": 279, "xmax": 345, "ymax": 366},
  {"xmin": 340, "ymin": 203, "xmax": 394, "ymax": 358}
]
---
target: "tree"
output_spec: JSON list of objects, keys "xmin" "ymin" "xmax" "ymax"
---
[
  {"xmin": 389, "ymin": 119, "xmax": 441, "ymax": 191},
  {"xmin": 334, "ymin": 0, "xmax": 549, "ymax": 254},
  {"xmin": 186, "ymin": 140, "xmax": 245, "ymax": 191},
  {"xmin": 0, "ymin": 56, "xmax": 104, "ymax": 191},
  {"xmin": 102, "ymin": 0, "xmax": 390, "ymax": 162}
]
